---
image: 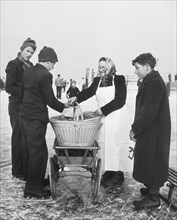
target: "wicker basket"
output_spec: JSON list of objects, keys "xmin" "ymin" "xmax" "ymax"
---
[{"xmin": 50, "ymin": 105, "xmax": 102, "ymax": 147}]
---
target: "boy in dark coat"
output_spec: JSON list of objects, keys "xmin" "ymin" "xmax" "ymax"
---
[
  {"xmin": 66, "ymin": 80, "xmax": 80, "ymax": 98},
  {"xmin": 5, "ymin": 38, "xmax": 36, "ymax": 180},
  {"xmin": 20, "ymin": 47, "xmax": 71, "ymax": 199},
  {"xmin": 130, "ymin": 53, "xmax": 171, "ymax": 209}
]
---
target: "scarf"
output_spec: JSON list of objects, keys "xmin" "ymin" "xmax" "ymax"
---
[
  {"xmin": 99, "ymin": 58, "xmax": 116, "ymax": 87},
  {"xmin": 18, "ymin": 52, "xmax": 32, "ymax": 71}
]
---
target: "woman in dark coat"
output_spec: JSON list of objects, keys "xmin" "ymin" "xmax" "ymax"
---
[
  {"xmin": 69, "ymin": 57, "xmax": 133, "ymax": 186},
  {"xmin": 130, "ymin": 53, "xmax": 171, "ymax": 209}
]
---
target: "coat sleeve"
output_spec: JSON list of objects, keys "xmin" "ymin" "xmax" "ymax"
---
[
  {"xmin": 5, "ymin": 61, "xmax": 20, "ymax": 96},
  {"xmin": 77, "ymin": 77, "xmax": 100, "ymax": 103},
  {"xmin": 76, "ymin": 87, "xmax": 80, "ymax": 95},
  {"xmin": 132, "ymin": 80, "xmax": 164, "ymax": 136},
  {"xmin": 101, "ymin": 75, "xmax": 127, "ymax": 116},
  {"xmin": 66, "ymin": 87, "xmax": 71, "ymax": 95},
  {"xmin": 39, "ymin": 74, "xmax": 65, "ymax": 113}
]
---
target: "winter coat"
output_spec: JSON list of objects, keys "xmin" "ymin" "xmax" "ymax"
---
[
  {"xmin": 5, "ymin": 57, "xmax": 33, "ymax": 102},
  {"xmin": 66, "ymin": 86, "xmax": 80, "ymax": 98},
  {"xmin": 20, "ymin": 64, "xmax": 64, "ymax": 123},
  {"xmin": 132, "ymin": 71, "xmax": 171, "ymax": 186}
]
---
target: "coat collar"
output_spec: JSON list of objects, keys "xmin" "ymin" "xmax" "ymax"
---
[
  {"xmin": 137, "ymin": 70, "xmax": 160, "ymax": 95},
  {"xmin": 36, "ymin": 63, "xmax": 52, "ymax": 76}
]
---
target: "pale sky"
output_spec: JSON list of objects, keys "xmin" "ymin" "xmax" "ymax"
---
[{"xmin": 1, "ymin": 1, "xmax": 176, "ymax": 82}]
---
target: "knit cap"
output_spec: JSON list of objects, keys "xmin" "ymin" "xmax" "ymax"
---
[
  {"xmin": 20, "ymin": 38, "xmax": 37, "ymax": 52},
  {"xmin": 38, "ymin": 46, "xmax": 58, "ymax": 63}
]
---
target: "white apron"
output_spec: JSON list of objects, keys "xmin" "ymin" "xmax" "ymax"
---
[{"xmin": 96, "ymin": 77, "xmax": 133, "ymax": 174}]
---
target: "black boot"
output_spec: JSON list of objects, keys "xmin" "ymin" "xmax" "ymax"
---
[
  {"xmin": 133, "ymin": 193, "xmax": 160, "ymax": 210},
  {"xmin": 117, "ymin": 171, "xmax": 124, "ymax": 184},
  {"xmin": 52, "ymin": 155, "xmax": 59, "ymax": 171},
  {"xmin": 24, "ymin": 188, "xmax": 51, "ymax": 199},
  {"xmin": 110, "ymin": 171, "xmax": 124, "ymax": 186},
  {"xmin": 140, "ymin": 187, "xmax": 149, "ymax": 196},
  {"xmin": 13, "ymin": 174, "xmax": 24, "ymax": 181},
  {"xmin": 101, "ymin": 171, "xmax": 116, "ymax": 186}
]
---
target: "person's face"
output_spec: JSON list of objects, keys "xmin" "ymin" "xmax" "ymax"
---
[
  {"xmin": 72, "ymin": 82, "xmax": 76, "ymax": 87},
  {"xmin": 21, "ymin": 46, "xmax": 35, "ymax": 61},
  {"xmin": 134, "ymin": 62, "xmax": 149, "ymax": 80},
  {"xmin": 47, "ymin": 61, "xmax": 55, "ymax": 71},
  {"xmin": 98, "ymin": 61, "xmax": 107, "ymax": 76}
]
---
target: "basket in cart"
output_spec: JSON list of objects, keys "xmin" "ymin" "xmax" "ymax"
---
[
  {"xmin": 49, "ymin": 104, "xmax": 102, "ymax": 147},
  {"xmin": 49, "ymin": 104, "xmax": 103, "ymax": 201}
]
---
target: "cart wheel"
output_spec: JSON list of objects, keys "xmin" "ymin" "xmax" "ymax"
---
[
  {"xmin": 53, "ymin": 154, "xmax": 59, "ymax": 170},
  {"xmin": 91, "ymin": 158, "xmax": 97, "ymax": 181},
  {"xmin": 92, "ymin": 158, "xmax": 101, "ymax": 202},
  {"xmin": 49, "ymin": 157, "xmax": 57, "ymax": 199}
]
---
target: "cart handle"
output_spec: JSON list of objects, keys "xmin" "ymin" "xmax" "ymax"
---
[{"xmin": 73, "ymin": 102, "xmax": 84, "ymax": 122}]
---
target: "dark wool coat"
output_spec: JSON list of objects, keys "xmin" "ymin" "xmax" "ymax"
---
[
  {"xmin": 66, "ymin": 86, "xmax": 80, "ymax": 98},
  {"xmin": 77, "ymin": 75, "xmax": 127, "ymax": 116},
  {"xmin": 5, "ymin": 57, "xmax": 33, "ymax": 102},
  {"xmin": 20, "ymin": 64, "xmax": 64, "ymax": 123},
  {"xmin": 132, "ymin": 71, "xmax": 171, "ymax": 186}
]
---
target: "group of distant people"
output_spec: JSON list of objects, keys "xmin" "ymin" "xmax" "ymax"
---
[
  {"xmin": 166, "ymin": 73, "xmax": 177, "ymax": 97},
  {"xmin": 54, "ymin": 74, "xmax": 80, "ymax": 99},
  {"xmin": 168, "ymin": 73, "xmax": 177, "ymax": 82},
  {"xmin": 4, "ymin": 38, "xmax": 171, "ymax": 211},
  {"xmin": 137, "ymin": 72, "xmax": 177, "ymax": 97}
]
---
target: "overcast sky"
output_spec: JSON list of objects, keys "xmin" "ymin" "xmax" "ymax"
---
[{"xmin": 1, "ymin": 1, "xmax": 176, "ymax": 82}]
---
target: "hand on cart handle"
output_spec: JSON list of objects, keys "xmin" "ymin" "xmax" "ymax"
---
[
  {"xmin": 68, "ymin": 96, "xmax": 77, "ymax": 105},
  {"xmin": 94, "ymin": 109, "xmax": 103, "ymax": 116},
  {"xmin": 64, "ymin": 103, "xmax": 73, "ymax": 108}
]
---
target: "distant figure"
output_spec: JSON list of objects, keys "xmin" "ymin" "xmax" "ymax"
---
[
  {"xmin": 69, "ymin": 79, "xmax": 72, "ymax": 87},
  {"xmin": 168, "ymin": 73, "xmax": 171, "ymax": 82},
  {"xmin": 166, "ymin": 73, "xmax": 172, "ymax": 97},
  {"xmin": 66, "ymin": 80, "xmax": 80, "ymax": 98},
  {"xmin": 166, "ymin": 81, "xmax": 171, "ymax": 97},
  {"xmin": 137, "ymin": 79, "xmax": 142, "ymax": 91},
  {"xmin": 55, "ymin": 74, "xmax": 63, "ymax": 99},
  {"xmin": 2, "ymin": 77, "xmax": 5, "ymax": 89},
  {"xmin": 175, "ymin": 74, "xmax": 177, "ymax": 82},
  {"xmin": 0, "ymin": 77, "xmax": 4, "ymax": 91},
  {"xmin": 82, "ymin": 83, "xmax": 87, "ymax": 90},
  {"xmin": 63, "ymin": 80, "xmax": 66, "ymax": 92}
]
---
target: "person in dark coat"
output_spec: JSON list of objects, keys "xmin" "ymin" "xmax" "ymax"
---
[
  {"xmin": 66, "ymin": 80, "xmax": 80, "ymax": 98},
  {"xmin": 130, "ymin": 53, "xmax": 171, "ymax": 209},
  {"xmin": 69, "ymin": 57, "xmax": 132, "ymax": 186},
  {"xmin": 20, "ymin": 47, "xmax": 71, "ymax": 199},
  {"xmin": 5, "ymin": 38, "xmax": 36, "ymax": 180}
]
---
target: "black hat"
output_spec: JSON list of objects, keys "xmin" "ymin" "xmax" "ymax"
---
[
  {"xmin": 20, "ymin": 38, "xmax": 37, "ymax": 51},
  {"xmin": 38, "ymin": 46, "xmax": 58, "ymax": 63}
]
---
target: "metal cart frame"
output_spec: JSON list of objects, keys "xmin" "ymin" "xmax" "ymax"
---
[{"xmin": 49, "ymin": 140, "xmax": 102, "ymax": 202}]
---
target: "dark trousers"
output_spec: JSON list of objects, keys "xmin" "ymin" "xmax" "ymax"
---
[
  {"xmin": 21, "ymin": 118, "xmax": 48, "ymax": 190},
  {"xmin": 56, "ymin": 86, "xmax": 62, "ymax": 99},
  {"xmin": 144, "ymin": 183, "xmax": 162, "ymax": 195},
  {"xmin": 8, "ymin": 100, "xmax": 23, "ymax": 176}
]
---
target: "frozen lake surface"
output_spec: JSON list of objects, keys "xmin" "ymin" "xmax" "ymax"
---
[{"xmin": 0, "ymin": 86, "xmax": 176, "ymax": 219}]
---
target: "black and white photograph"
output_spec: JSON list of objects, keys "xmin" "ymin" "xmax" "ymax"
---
[{"xmin": 0, "ymin": 1, "xmax": 176, "ymax": 219}]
